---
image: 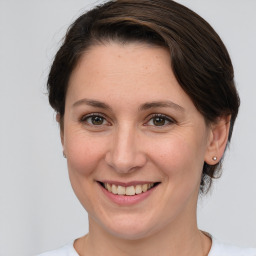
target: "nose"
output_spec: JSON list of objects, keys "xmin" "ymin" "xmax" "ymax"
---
[{"xmin": 105, "ymin": 125, "xmax": 147, "ymax": 174}]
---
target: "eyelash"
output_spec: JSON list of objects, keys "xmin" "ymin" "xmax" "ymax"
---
[
  {"xmin": 80, "ymin": 113, "xmax": 110, "ymax": 126},
  {"xmin": 145, "ymin": 114, "xmax": 176, "ymax": 127},
  {"xmin": 80, "ymin": 113, "xmax": 176, "ymax": 127}
]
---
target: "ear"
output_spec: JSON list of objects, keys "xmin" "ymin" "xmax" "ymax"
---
[
  {"xmin": 56, "ymin": 113, "xmax": 64, "ymax": 147},
  {"xmin": 204, "ymin": 115, "xmax": 231, "ymax": 165}
]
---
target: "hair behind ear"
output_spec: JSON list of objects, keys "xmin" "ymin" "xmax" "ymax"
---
[{"xmin": 201, "ymin": 115, "xmax": 231, "ymax": 193}]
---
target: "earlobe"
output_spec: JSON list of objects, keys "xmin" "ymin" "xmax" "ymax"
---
[
  {"xmin": 56, "ymin": 113, "xmax": 61, "ymax": 123},
  {"xmin": 205, "ymin": 115, "xmax": 231, "ymax": 165}
]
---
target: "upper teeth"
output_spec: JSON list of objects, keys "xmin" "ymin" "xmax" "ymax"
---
[{"xmin": 104, "ymin": 183, "xmax": 154, "ymax": 196}]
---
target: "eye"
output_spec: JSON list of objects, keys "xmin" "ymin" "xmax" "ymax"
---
[
  {"xmin": 81, "ymin": 113, "xmax": 109, "ymax": 126},
  {"xmin": 146, "ymin": 114, "xmax": 175, "ymax": 127}
]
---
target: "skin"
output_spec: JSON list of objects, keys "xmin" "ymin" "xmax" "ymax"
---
[{"xmin": 60, "ymin": 42, "xmax": 230, "ymax": 256}]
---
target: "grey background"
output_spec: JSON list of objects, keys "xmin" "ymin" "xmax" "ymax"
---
[{"xmin": 0, "ymin": 0, "xmax": 255, "ymax": 255}]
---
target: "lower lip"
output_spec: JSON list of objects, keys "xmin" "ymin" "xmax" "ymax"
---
[{"xmin": 99, "ymin": 184, "xmax": 157, "ymax": 206}]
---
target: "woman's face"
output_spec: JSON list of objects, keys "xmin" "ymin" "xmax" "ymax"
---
[{"xmin": 62, "ymin": 42, "xmax": 213, "ymax": 239}]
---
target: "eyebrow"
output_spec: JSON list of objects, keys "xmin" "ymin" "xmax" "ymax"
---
[
  {"xmin": 72, "ymin": 98, "xmax": 112, "ymax": 110},
  {"xmin": 72, "ymin": 98, "xmax": 184, "ymax": 112},
  {"xmin": 139, "ymin": 101, "xmax": 184, "ymax": 112}
]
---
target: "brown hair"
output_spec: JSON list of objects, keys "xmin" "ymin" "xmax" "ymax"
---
[{"xmin": 47, "ymin": 0, "xmax": 240, "ymax": 193}]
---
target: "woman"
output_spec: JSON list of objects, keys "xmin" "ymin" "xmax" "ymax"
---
[{"xmin": 39, "ymin": 0, "xmax": 256, "ymax": 255}]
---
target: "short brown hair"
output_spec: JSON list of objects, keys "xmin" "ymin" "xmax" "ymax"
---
[{"xmin": 47, "ymin": 0, "xmax": 240, "ymax": 193}]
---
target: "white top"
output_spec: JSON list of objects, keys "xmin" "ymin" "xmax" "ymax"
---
[{"xmin": 37, "ymin": 237, "xmax": 256, "ymax": 256}]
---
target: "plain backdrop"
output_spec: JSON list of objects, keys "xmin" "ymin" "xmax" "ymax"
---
[{"xmin": 0, "ymin": 0, "xmax": 255, "ymax": 255}]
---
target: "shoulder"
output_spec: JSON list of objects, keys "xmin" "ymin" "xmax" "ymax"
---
[
  {"xmin": 36, "ymin": 241, "xmax": 78, "ymax": 256},
  {"xmin": 209, "ymin": 238, "xmax": 256, "ymax": 256}
]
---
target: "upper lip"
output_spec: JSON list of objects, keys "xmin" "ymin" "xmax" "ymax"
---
[{"xmin": 98, "ymin": 180, "xmax": 160, "ymax": 187}]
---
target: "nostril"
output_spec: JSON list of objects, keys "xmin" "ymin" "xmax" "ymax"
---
[
  {"xmin": 105, "ymin": 151, "xmax": 147, "ymax": 174},
  {"xmin": 104, "ymin": 133, "xmax": 147, "ymax": 173}
]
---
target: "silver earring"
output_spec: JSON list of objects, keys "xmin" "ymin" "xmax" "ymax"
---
[
  {"xmin": 212, "ymin": 156, "xmax": 217, "ymax": 161},
  {"xmin": 63, "ymin": 151, "xmax": 66, "ymax": 158}
]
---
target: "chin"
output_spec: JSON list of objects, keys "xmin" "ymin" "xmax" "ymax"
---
[
  {"xmin": 98, "ymin": 214, "xmax": 160, "ymax": 241},
  {"xmin": 107, "ymin": 225, "xmax": 154, "ymax": 241}
]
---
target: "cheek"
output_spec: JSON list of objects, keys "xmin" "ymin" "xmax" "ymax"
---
[
  {"xmin": 64, "ymin": 131, "xmax": 108, "ymax": 211},
  {"xmin": 64, "ymin": 130, "xmax": 107, "ymax": 177},
  {"xmin": 149, "ymin": 134, "xmax": 206, "ymax": 216},
  {"xmin": 149, "ymin": 133, "xmax": 205, "ymax": 185}
]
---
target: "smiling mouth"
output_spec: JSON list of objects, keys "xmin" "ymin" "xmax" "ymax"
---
[{"xmin": 99, "ymin": 182, "xmax": 160, "ymax": 196}]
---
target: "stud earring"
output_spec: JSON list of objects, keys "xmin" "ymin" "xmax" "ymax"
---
[
  {"xmin": 212, "ymin": 156, "xmax": 217, "ymax": 161},
  {"xmin": 63, "ymin": 151, "xmax": 66, "ymax": 158}
]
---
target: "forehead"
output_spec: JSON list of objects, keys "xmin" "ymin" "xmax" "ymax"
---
[
  {"xmin": 66, "ymin": 42, "xmax": 194, "ymax": 110},
  {"xmin": 70, "ymin": 42, "xmax": 171, "ymax": 81}
]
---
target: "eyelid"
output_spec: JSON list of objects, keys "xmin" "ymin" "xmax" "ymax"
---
[
  {"xmin": 80, "ymin": 112, "xmax": 111, "ymax": 125},
  {"xmin": 144, "ymin": 113, "xmax": 176, "ymax": 126},
  {"xmin": 79, "ymin": 112, "xmax": 176, "ymax": 127}
]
